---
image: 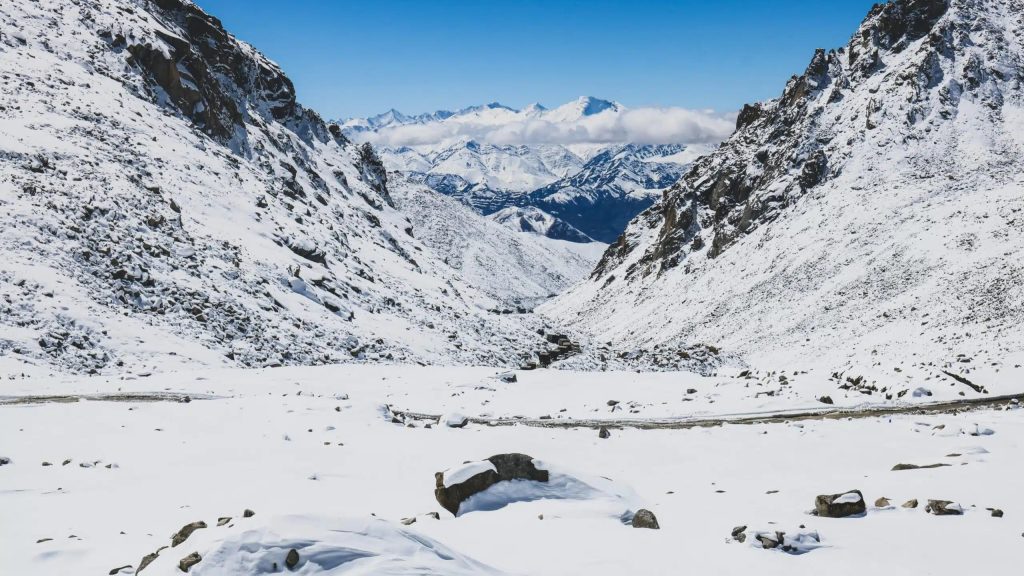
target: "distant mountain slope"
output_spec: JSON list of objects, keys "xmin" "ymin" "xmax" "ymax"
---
[
  {"xmin": 520, "ymin": 143, "xmax": 706, "ymax": 242},
  {"xmin": 544, "ymin": 0, "xmax": 1024, "ymax": 374},
  {"xmin": 488, "ymin": 206, "xmax": 595, "ymax": 243},
  {"xmin": 392, "ymin": 181, "xmax": 605, "ymax": 309},
  {"xmin": 341, "ymin": 98, "xmax": 719, "ymax": 243},
  {"xmin": 0, "ymin": 0, "xmax": 555, "ymax": 374}
]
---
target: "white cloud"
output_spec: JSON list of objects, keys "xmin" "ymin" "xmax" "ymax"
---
[{"xmin": 354, "ymin": 106, "xmax": 736, "ymax": 148}]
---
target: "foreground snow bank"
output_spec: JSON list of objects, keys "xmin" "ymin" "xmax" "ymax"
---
[{"xmin": 188, "ymin": 516, "xmax": 501, "ymax": 575}]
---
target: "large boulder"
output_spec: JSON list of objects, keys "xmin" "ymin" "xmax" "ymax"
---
[
  {"xmin": 434, "ymin": 454, "xmax": 549, "ymax": 516},
  {"xmin": 814, "ymin": 490, "xmax": 866, "ymax": 518}
]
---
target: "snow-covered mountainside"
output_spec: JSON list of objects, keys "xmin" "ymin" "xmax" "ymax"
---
[
  {"xmin": 546, "ymin": 0, "xmax": 1024, "ymax": 374},
  {"xmin": 488, "ymin": 206, "xmax": 595, "ymax": 243},
  {"xmin": 391, "ymin": 181, "xmax": 605, "ymax": 309},
  {"xmin": 0, "ymin": 0, "xmax": 561, "ymax": 374},
  {"xmin": 341, "ymin": 98, "xmax": 714, "ymax": 243}
]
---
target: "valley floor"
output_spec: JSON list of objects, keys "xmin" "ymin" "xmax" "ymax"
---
[{"xmin": 1, "ymin": 364, "xmax": 1022, "ymax": 574}]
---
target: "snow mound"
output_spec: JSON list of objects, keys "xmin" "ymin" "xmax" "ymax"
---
[
  {"xmin": 191, "ymin": 516, "xmax": 502, "ymax": 575},
  {"xmin": 458, "ymin": 464, "xmax": 641, "ymax": 517}
]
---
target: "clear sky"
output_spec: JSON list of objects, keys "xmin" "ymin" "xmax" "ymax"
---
[{"xmin": 195, "ymin": 0, "xmax": 879, "ymax": 119}]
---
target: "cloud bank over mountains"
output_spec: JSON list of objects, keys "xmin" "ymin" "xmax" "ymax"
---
[{"xmin": 345, "ymin": 98, "xmax": 736, "ymax": 148}]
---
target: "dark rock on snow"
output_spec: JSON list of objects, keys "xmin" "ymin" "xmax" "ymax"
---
[
  {"xmin": 434, "ymin": 453, "xmax": 549, "ymax": 516},
  {"xmin": 814, "ymin": 490, "xmax": 865, "ymax": 518},
  {"xmin": 631, "ymin": 509, "xmax": 660, "ymax": 529},
  {"xmin": 171, "ymin": 521, "xmax": 207, "ymax": 547},
  {"xmin": 178, "ymin": 552, "xmax": 202, "ymax": 573}
]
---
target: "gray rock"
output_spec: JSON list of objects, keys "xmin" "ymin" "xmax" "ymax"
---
[
  {"xmin": 178, "ymin": 552, "xmax": 202, "ymax": 573},
  {"xmin": 243, "ymin": 509, "xmax": 255, "ymax": 518},
  {"xmin": 874, "ymin": 497, "xmax": 891, "ymax": 507},
  {"xmin": 171, "ymin": 521, "xmax": 207, "ymax": 547},
  {"xmin": 731, "ymin": 525, "xmax": 747, "ymax": 543},
  {"xmin": 892, "ymin": 463, "xmax": 949, "ymax": 471},
  {"xmin": 814, "ymin": 490, "xmax": 865, "ymax": 518},
  {"xmin": 108, "ymin": 565, "xmax": 132, "ymax": 575},
  {"xmin": 217, "ymin": 517, "xmax": 231, "ymax": 526},
  {"xmin": 631, "ymin": 509, "xmax": 660, "ymax": 529},
  {"xmin": 925, "ymin": 500, "xmax": 963, "ymax": 515},
  {"xmin": 285, "ymin": 548, "xmax": 300, "ymax": 570},
  {"xmin": 0, "ymin": 456, "xmax": 10, "ymax": 466},
  {"xmin": 598, "ymin": 426, "xmax": 611, "ymax": 439},
  {"xmin": 991, "ymin": 508, "xmax": 1004, "ymax": 518},
  {"xmin": 902, "ymin": 499, "xmax": 919, "ymax": 509},
  {"xmin": 434, "ymin": 453, "xmax": 548, "ymax": 516}
]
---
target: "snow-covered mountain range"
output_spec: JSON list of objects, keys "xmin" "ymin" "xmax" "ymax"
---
[
  {"xmin": 0, "ymin": 0, "xmax": 604, "ymax": 375},
  {"xmin": 340, "ymin": 98, "xmax": 721, "ymax": 243},
  {"xmin": 546, "ymin": 0, "xmax": 1024, "ymax": 374}
]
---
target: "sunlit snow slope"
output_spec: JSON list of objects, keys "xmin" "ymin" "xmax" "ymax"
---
[
  {"xmin": 0, "ymin": 0, "xmax": 565, "ymax": 374},
  {"xmin": 545, "ymin": 0, "xmax": 1024, "ymax": 376}
]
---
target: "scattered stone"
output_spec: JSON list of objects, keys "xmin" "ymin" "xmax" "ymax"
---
[
  {"xmin": 285, "ymin": 548, "xmax": 300, "ymax": 570},
  {"xmin": 598, "ymin": 426, "xmax": 611, "ymax": 439},
  {"xmin": 925, "ymin": 500, "xmax": 963, "ymax": 515},
  {"xmin": 62, "ymin": 459, "xmax": 71, "ymax": 466},
  {"xmin": 606, "ymin": 400, "xmax": 619, "ymax": 406},
  {"xmin": 178, "ymin": 552, "xmax": 202, "ymax": 573},
  {"xmin": 243, "ymin": 509, "xmax": 255, "ymax": 518},
  {"xmin": 36, "ymin": 538, "xmax": 53, "ymax": 543},
  {"xmin": 41, "ymin": 461, "xmax": 52, "ymax": 466},
  {"xmin": 434, "ymin": 453, "xmax": 548, "ymax": 515},
  {"xmin": 818, "ymin": 396, "xmax": 834, "ymax": 405},
  {"xmin": 171, "ymin": 521, "xmax": 207, "ymax": 547},
  {"xmin": 217, "ymin": 517, "xmax": 231, "ymax": 527},
  {"xmin": 0, "ymin": 456, "xmax": 10, "ymax": 466},
  {"xmin": 496, "ymin": 372, "xmax": 517, "ymax": 383},
  {"xmin": 814, "ymin": 490, "xmax": 865, "ymax": 518},
  {"xmin": 108, "ymin": 565, "xmax": 132, "ymax": 575},
  {"xmin": 731, "ymin": 525, "xmax": 747, "ymax": 543},
  {"xmin": 755, "ymin": 532, "xmax": 781, "ymax": 549},
  {"xmin": 892, "ymin": 463, "xmax": 950, "ymax": 471},
  {"xmin": 902, "ymin": 499, "xmax": 919, "ymax": 509},
  {"xmin": 400, "ymin": 517, "xmax": 416, "ymax": 525},
  {"xmin": 631, "ymin": 509, "xmax": 660, "ymax": 529},
  {"xmin": 875, "ymin": 497, "xmax": 891, "ymax": 507},
  {"xmin": 991, "ymin": 509, "xmax": 1004, "ymax": 518}
]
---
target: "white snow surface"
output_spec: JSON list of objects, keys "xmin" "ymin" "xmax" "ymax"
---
[
  {"xmin": 2, "ymin": 364, "xmax": 1022, "ymax": 575},
  {"xmin": 442, "ymin": 460, "xmax": 497, "ymax": 488}
]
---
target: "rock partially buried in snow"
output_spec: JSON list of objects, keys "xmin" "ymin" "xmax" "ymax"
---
[
  {"xmin": 178, "ymin": 551, "xmax": 201, "ymax": 572},
  {"xmin": 630, "ymin": 509, "xmax": 660, "ymax": 529},
  {"xmin": 441, "ymin": 412, "xmax": 469, "ymax": 428},
  {"xmin": 902, "ymin": 499, "xmax": 919, "ymax": 509},
  {"xmin": 752, "ymin": 529, "xmax": 823, "ymax": 554},
  {"xmin": 435, "ymin": 454, "xmax": 549, "ymax": 515},
  {"xmin": 926, "ymin": 500, "xmax": 963, "ymax": 515},
  {"xmin": 285, "ymin": 548, "xmax": 300, "ymax": 570},
  {"xmin": 598, "ymin": 426, "xmax": 611, "ymax": 439},
  {"xmin": 496, "ymin": 372, "xmax": 517, "ymax": 383},
  {"xmin": 814, "ymin": 490, "xmax": 865, "ymax": 518}
]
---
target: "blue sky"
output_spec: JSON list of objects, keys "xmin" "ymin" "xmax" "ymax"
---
[{"xmin": 197, "ymin": 0, "xmax": 878, "ymax": 119}]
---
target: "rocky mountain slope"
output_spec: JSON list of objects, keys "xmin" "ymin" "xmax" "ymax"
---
[
  {"xmin": 341, "ymin": 99, "xmax": 713, "ymax": 243},
  {"xmin": 545, "ymin": 0, "xmax": 1024, "ymax": 375},
  {"xmin": 0, "ymin": 0, "xmax": 579, "ymax": 374}
]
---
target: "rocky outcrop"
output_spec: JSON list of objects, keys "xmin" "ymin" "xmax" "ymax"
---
[
  {"xmin": 434, "ymin": 454, "xmax": 549, "ymax": 516},
  {"xmin": 171, "ymin": 521, "xmax": 206, "ymax": 547},
  {"xmin": 592, "ymin": 0, "xmax": 954, "ymax": 280}
]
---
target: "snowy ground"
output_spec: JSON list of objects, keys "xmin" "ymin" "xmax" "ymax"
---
[{"xmin": 2, "ymin": 364, "xmax": 1021, "ymax": 574}]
